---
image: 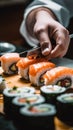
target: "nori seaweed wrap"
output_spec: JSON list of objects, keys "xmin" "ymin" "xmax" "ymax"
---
[
  {"xmin": 3, "ymin": 86, "xmax": 35, "ymax": 118},
  {"xmin": 19, "ymin": 103, "xmax": 56, "ymax": 130},
  {"xmin": 12, "ymin": 94, "xmax": 45, "ymax": 127},
  {"xmin": 40, "ymin": 85, "xmax": 66, "ymax": 105},
  {"xmin": 56, "ymin": 93, "xmax": 73, "ymax": 126},
  {"xmin": 11, "ymin": 93, "xmax": 45, "ymax": 120}
]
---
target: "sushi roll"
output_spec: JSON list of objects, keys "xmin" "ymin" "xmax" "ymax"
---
[
  {"xmin": 56, "ymin": 93, "xmax": 73, "ymax": 126},
  {"xmin": 42, "ymin": 66, "xmax": 73, "ymax": 88},
  {"xmin": 20, "ymin": 86, "xmax": 36, "ymax": 94},
  {"xmin": 16, "ymin": 57, "xmax": 47, "ymax": 81},
  {"xmin": 11, "ymin": 93, "xmax": 45, "ymax": 120},
  {"xmin": 0, "ymin": 53, "xmax": 20, "ymax": 75},
  {"xmin": 12, "ymin": 93, "xmax": 45, "ymax": 107},
  {"xmin": 0, "ymin": 75, "xmax": 6, "ymax": 94},
  {"xmin": 29, "ymin": 61, "xmax": 56, "ymax": 86},
  {"xmin": 3, "ymin": 86, "xmax": 32, "ymax": 118},
  {"xmin": 19, "ymin": 103, "xmax": 56, "ymax": 130},
  {"xmin": 40, "ymin": 85, "xmax": 66, "ymax": 105}
]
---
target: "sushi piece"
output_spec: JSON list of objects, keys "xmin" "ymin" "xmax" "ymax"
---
[
  {"xmin": 42, "ymin": 66, "xmax": 73, "ymax": 88},
  {"xmin": 0, "ymin": 75, "xmax": 6, "ymax": 94},
  {"xmin": 20, "ymin": 86, "xmax": 36, "ymax": 94},
  {"xmin": 0, "ymin": 53, "xmax": 20, "ymax": 75},
  {"xmin": 19, "ymin": 103, "xmax": 56, "ymax": 130},
  {"xmin": 12, "ymin": 93, "xmax": 45, "ymax": 106},
  {"xmin": 3, "ymin": 86, "xmax": 33, "ymax": 118},
  {"xmin": 29, "ymin": 61, "xmax": 56, "ymax": 86},
  {"xmin": 11, "ymin": 93, "xmax": 45, "ymax": 120},
  {"xmin": 16, "ymin": 57, "xmax": 47, "ymax": 81},
  {"xmin": 11, "ymin": 86, "xmax": 36, "ymax": 112},
  {"xmin": 40, "ymin": 85, "xmax": 66, "ymax": 105},
  {"xmin": 56, "ymin": 93, "xmax": 73, "ymax": 126}
]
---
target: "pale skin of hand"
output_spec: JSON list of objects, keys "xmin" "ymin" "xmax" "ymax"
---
[{"xmin": 26, "ymin": 7, "xmax": 70, "ymax": 59}]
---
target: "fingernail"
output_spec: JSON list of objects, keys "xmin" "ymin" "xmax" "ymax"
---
[{"xmin": 42, "ymin": 48, "xmax": 50, "ymax": 56}]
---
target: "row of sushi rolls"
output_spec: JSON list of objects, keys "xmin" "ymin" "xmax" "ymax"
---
[{"xmin": 0, "ymin": 52, "xmax": 73, "ymax": 129}]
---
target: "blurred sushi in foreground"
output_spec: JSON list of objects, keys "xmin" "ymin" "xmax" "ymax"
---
[
  {"xmin": 42, "ymin": 66, "xmax": 73, "ymax": 88},
  {"xmin": 0, "ymin": 53, "xmax": 20, "ymax": 75},
  {"xmin": 11, "ymin": 93, "xmax": 45, "ymax": 120},
  {"xmin": 19, "ymin": 86, "xmax": 36, "ymax": 94},
  {"xmin": 19, "ymin": 103, "xmax": 56, "ymax": 130},
  {"xmin": 29, "ymin": 61, "xmax": 56, "ymax": 86},
  {"xmin": 40, "ymin": 85, "xmax": 66, "ymax": 105},
  {"xmin": 56, "ymin": 93, "xmax": 73, "ymax": 126},
  {"xmin": 12, "ymin": 93, "xmax": 45, "ymax": 107},
  {"xmin": 16, "ymin": 57, "xmax": 48, "ymax": 81},
  {"xmin": 3, "ymin": 86, "xmax": 35, "ymax": 118}
]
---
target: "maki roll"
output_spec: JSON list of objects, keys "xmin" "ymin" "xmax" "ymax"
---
[
  {"xmin": 3, "ymin": 86, "xmax": 30, "ymax": 118},
  {"xmin": 29, "ymin": 61, "xmax": 56, "ymax": 86},
  {"xmin": 19, "ymin": 86, "xmax": 36, "ymax": 94},
  {"xmin": 11, "ymin": 93, "xmax": 45, "ymax": 120},
  {"xmin": 40, "ymin": 85, "xmax": 66, "ymax": 105},
  {"xmin": 12, "ymin": 94, "xmax": 45, "ymax": 107},
  {"xmin": 0, "ymin": 53, "xmax": 20, "ymax": 75},
  {"xmin": 56, "ymin": 93, "xmax": 73, "ymax": 126},
  {"xmin": 16, "ymin": 57, "xmax": 47, "ymax": 81},
  {"xmin": 0, "ymin": 75, "xmax": 6, "ymax": 94},
  {"xmin": 19, "ymin": 103, "xmax": 56, "ymax": 130},
  {"xmin": 42, "ymin": 66, "xmax": 73, "ymax": 88}
]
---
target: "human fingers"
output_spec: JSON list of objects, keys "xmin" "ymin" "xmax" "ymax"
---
[
  {"xmin": 34, "ymin": 24, "xmax": 52, "ymax": 56},
  {"xmin": 50, "ymin": 28, "xmax": 70, "ymax": 58}
]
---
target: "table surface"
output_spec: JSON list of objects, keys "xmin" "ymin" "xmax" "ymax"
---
[{"xmin": 0, "ymin": 57, "xmax": 73, "ymax": 130}]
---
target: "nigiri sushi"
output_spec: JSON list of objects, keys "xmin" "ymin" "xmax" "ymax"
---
[
  {"xmin": 29, "ymin": 61, "xmax": 56, "ymax": 86},
  {"xmin": 42, "ymin": 66, "xmax": 73, "ymax": 88},
  {"xmin": 16, "ymin": 57, "xmax": 48, "ymax": 81},
  {"xmin": 0, "ymin": 53, "xmax": 20, "ymax": 75}
]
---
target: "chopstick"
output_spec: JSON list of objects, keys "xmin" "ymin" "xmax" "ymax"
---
[
  {"xmin": 19, "ymin": 34, "xmax": 73, "ymax": 57},
  {"xmin": 19, "ymin": 46, "xmax": 41, "ymax": 57}
]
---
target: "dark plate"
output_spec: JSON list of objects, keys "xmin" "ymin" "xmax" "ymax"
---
[{"xmin": 0, "ymin": 42, "xmax": 16, "ymax": 56}]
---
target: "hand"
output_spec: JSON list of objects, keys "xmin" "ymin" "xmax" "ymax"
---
[{"xmin": 26, "ymin": 7, "xmax": 70, "ymax": 59}]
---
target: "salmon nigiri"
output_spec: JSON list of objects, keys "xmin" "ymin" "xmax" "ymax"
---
[
  {"xmin": 29, "ymin": 61, "xmax": 56, "ymax": 86},
  {"xmin": 0, "ymin": 53, "xmax": 20, "ymax": 75},
  {"xmin": 42, "ymin": 66, "xmax": 73, "ymax": 88},
  {"xmin": 16, "ymin": 57, "xmax": 48, "ymax": 81}
]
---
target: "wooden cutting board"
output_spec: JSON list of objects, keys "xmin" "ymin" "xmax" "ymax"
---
[{"xmin": 0, "ymin": 57, "xmax": 73, "ymax": 130}]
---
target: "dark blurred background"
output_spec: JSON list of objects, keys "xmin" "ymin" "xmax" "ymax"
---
[
  {"xmin": 65, "ymin": 17, "xmax": 73, "ymax": 59},
  {"xmin": 0, "ymin": 0, "xmax": 33, "ymax": 52},
  {"xmin": 0, "ymin": 0, "xmax": 73, "ymax": 59}
]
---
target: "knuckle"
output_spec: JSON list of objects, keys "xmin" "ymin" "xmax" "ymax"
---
[
  {"xmin": 34, "ymin": 26, "xmax": 45, "ymax": 34},
  {"xmin": 61, "ymin": 27, "xmax": 69, "ymax": 37},
  {"xmin": 33, "ymin": 24, "xmax": 46, "ymax": 36}
]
